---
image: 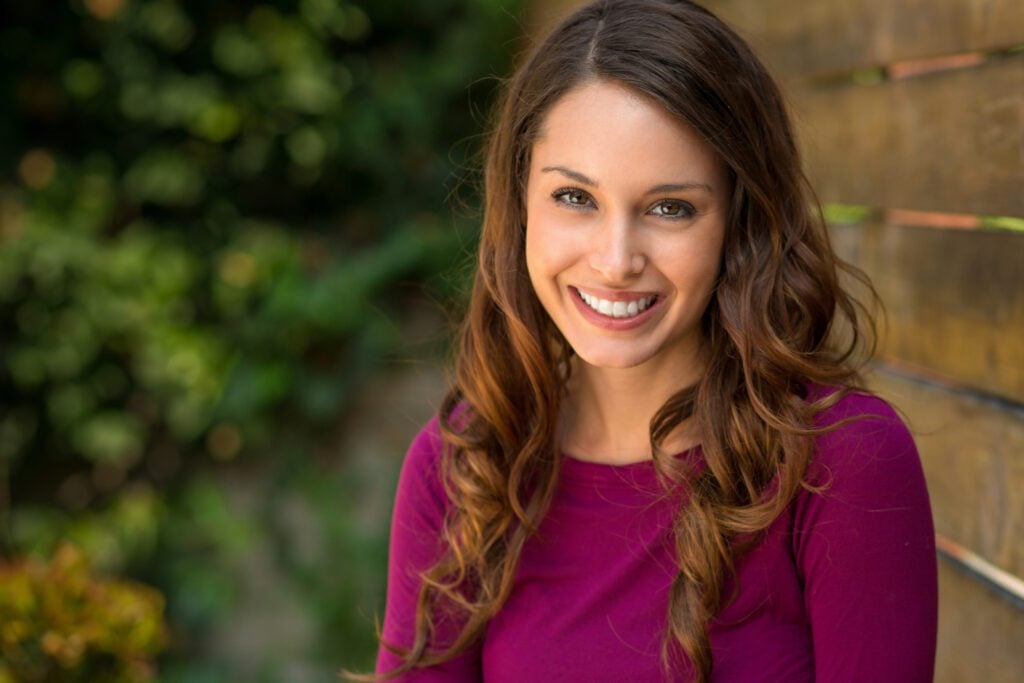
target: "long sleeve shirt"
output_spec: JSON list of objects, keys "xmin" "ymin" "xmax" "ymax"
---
[{"xmin": 376, "ymin": 390, "xmax": 938, "ymax": 681}]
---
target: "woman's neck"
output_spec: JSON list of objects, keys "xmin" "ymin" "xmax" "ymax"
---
[{"xmin": 559, "ymin": 350, "xmax": 704, "ymax": 465}]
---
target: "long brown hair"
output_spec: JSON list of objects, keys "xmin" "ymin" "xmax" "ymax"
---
[{"xmin": 372, "ymin": 1, "xmax": 877, "ymax": 680}]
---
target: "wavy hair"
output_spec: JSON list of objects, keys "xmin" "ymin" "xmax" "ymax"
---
[{"xmin": 367, "ymin": 1, "xmax": 878, "ymax": 680}]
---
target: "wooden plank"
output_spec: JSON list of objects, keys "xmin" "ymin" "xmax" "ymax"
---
[
  {"xmin": 935, "ymin": 562, "xmax": 1024, "ymax": 683},
  {"xmin": 830, "ymin": 222, "xmax": 1024, "ymax": 403},
  {"xmin": 703, "ymin": 0, "xmax": 1024, "ymax": 80},
  {"xmin": 798, "ymin": 56, "xmax": 1024, "ymax": 218},
  {"xmin": 869, "ymin": 370, "xmax": 1024, "ymax": 581}
]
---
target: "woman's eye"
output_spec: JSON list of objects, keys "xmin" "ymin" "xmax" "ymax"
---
[
  {"xmin": 650, "ymin": 200, "xmax": 696, "ymax": 219},
  {"xmin": 552, "ymin": 188, "xmax": 593, "ymax": 209}
]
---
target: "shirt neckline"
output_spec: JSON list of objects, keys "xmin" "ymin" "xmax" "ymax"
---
[{"xmin": 558, "ymin": 444, "xmax": 703, "ymax": 486}]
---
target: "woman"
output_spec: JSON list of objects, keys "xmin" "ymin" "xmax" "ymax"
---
[{"xmin": 368, "ymin": 1, "xmax": 938, "ymax": 681}]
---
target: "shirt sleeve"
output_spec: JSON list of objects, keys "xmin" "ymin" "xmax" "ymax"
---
[
  {"xmin": 792, "ymin": 394, "xmax": 938, "ymax": 682},
  {"xmin": 375, "ymin": 416, "xmax": 483, "ymax": 681}
]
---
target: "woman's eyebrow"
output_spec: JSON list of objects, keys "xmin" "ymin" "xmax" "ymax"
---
[
  {"xmin": 540, "ymin": 165, "xmax": 713, "ymax": 195},
  {"xmin": 646, "ymin": 182, "xmax": 713, "ymax": 195},
  {"xmin": 541, "ymin": 165, "xmax": 597, "ymax": 186}
]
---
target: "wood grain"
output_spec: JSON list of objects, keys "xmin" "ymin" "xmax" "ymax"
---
[
  {"xmin": 830, "ymin": 222, "xmax": 1024, "ymax": 403},
  {"xmin": 798, "ymin": 56, "xmax": 1024, "ymax": 217},
  {"xmin": 935, "ymin": 562, "xmax": 1024, "ymax": 682},
  {"xmin": 703, "ymin": 0, "xmax": 1024, "ymax": 79},
  {"xmin": 869, "ymin": 370, "xmax": 1024, "ymax": 580}
]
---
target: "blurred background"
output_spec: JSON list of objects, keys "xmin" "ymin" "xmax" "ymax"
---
[
  {"xmin": 3, "ymin": 0, "xmax": 1023, "ymax": 682},
  {"xmin": 0, "ymin": 0, "xmax": 522, "ymax": 680}
]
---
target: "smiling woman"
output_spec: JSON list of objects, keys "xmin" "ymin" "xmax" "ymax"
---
[
  {"xmin": 525, "ymin": 80, "xmax": 729, "ymax": 462},
  {"xmin": 357, "ymin": 1, "xmax": 938, "ymax": 682}
]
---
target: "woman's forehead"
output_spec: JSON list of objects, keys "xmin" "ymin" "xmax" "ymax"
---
[{"xmin": 528, "ymin": 79, "xmax": 727, "ymax": 192}]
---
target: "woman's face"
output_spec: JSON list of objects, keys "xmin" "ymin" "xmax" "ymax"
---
[{"xmin": 524, "ymin": 79, "xmax": 730, "ymax": 372}]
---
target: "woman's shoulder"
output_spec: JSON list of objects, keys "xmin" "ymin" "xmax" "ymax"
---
[
  {"xmin": 806, "ymin": 382, "xmax": 897, "ymax": 419},
  {"xmin": 806, "ymin": 383, "xmax": 908, "ymax": 438},
  {"xmin": 396, "ymin": 402, "xmax": 472, "ymax": 510},
  {"xmin": 393, "ymin": 413, "xmax": 452, "ymax": 522},
  {"xmin": 799, "ymin": 383, "xmax": 921, "ymax": 496},
  {"xmin": 403, "ymin": 399, "xmax": 472, "ymax": 465},
  {"xmin": 818, "ymin": 380, "xmax": 906, "ymax": 419},
  {"xmin": 405, "ymin": 413, "xmax": 445, "ymax": 467}
]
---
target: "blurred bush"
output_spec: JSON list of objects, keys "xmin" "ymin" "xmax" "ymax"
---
[
  {"xmin": 0, "ymin": 0, "xmax": 519, "ymax": 678},
  {"xmin": 0, "ymin": 542, "xmax": 167, "ymax": 683}
]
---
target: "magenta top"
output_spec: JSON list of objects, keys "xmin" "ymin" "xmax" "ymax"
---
[{"xmin": 376, "ymin": 391, "xmax": 938, "ymax": 681}]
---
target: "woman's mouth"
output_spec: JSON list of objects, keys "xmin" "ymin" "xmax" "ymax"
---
[
  {"xmin": 577, "ymin": 290, "xmax": 657, "ymax": 319},
  {"xmin": 570, "ymin": 286, "xmax": 664, "ymax": 330}
]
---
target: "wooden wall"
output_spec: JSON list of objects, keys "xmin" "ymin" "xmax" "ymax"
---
[{"xmin": 527, "ymin": 1, "xmax": 1024, "ymax": 679}]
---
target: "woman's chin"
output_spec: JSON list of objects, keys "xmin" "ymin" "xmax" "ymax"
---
[{"xmin": 569, "ymin": 346, "xmax": 654, "ymax": 371}]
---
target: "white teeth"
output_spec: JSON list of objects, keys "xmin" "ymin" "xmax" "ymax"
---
[{"xmin": 577, "ymin": 290, "xmax": 657, "ymax": 319}]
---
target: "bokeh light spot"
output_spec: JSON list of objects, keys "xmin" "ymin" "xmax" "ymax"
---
[
  {"xmin": 219, "ymin": 250, "xmax": 258, "ymax": 287},
  {"xmin": 206, "ymin": 423, "xmax": 243, "ymax": 461},
  {"xmin": 18, "ymin": 149, "xmax": 56, "ymax": 189},
  {"xmin": 286, "ymin": 127, "xmax": 326, "ymax": 167},
  {"xmin": 63, "ymin": 59, "xmax": 105, "ymax": 99},
  {"xmin": 84, "ymin": 0, "xmax": 127, "ymax": 20},
  {"xmin": 192, "ymin": 102, "xmax": 242, "ymax": 142}
]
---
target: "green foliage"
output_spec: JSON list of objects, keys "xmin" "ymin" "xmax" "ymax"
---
[
  {"xmin": 0, "ymin": 542, "xmax": 168, "ymax": 682},
  {"xmin": 1, "ymin": 0, "xmax": 520, "ymax": 676}
]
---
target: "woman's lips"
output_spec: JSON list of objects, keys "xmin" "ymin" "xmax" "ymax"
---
[{"xmin": 570, "ymin": 286, "xmax": 664, "ymax": 331}]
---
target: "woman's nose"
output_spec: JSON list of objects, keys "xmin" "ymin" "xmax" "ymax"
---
[{"xmin": 588, "ymin": 215, "xmax": 646, "ymax": 282}]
